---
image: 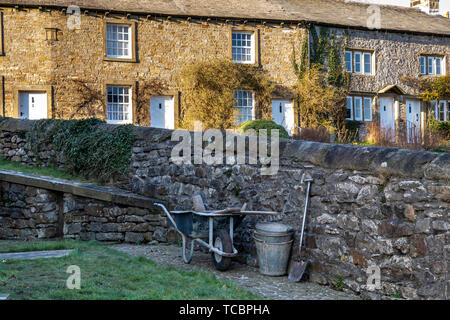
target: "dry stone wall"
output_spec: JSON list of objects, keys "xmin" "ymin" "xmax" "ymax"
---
[
  {"xmin": 0, "ymin": 176, "xmax": 170, "ymax": 244},
  {"xmin": 128, "ymin": 125, "xmax": 449, "ymax": 300},
  {"xmin": 0, "ymin": 119, "xmax": 448, "ymax": 300}
]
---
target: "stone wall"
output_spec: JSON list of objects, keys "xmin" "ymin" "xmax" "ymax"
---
[
  {"xmin": 128, "ymin": 126, "xmax": 449, "ymax": 300},
  {"xmin": 0, "ymin": 119, "xmax": 449, "ymax": 300},
  {"xmin": 0, "ymin": 164, "xmax": 169, "ymax": 244}
]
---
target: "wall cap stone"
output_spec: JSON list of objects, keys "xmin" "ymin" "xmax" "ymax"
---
[
  {"xmin": 0, "ymin": 118, "xmax": 448, "ymax": 180},
  {"xmin": 0, "ymin": 169, "xmax": 163, "ymax": 209}
]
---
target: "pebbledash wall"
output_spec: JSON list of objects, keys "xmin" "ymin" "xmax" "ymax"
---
[{"xmin": 0, "ymin": 119, "xmax": 449, "ymax": 300}]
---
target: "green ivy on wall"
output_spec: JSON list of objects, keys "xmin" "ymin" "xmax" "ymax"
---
[{"xmin": 26, "ymin": 118, "xmax": 135, "ymax": 183}]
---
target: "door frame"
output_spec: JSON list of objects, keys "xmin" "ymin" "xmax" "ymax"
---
[
  {"xmin": 405, "ymin": 99, "xmax": 422, "ymax": 143},
  {"xmin": 379, "ymin": 96, "xmax": 397, "ymax": 141},
  {"xmin": 149, "ymin": 91, "xmax": 180, "ymax": 128},
  {"xmin": 271, "ymin": 99, "xmax": 295, "ymax": 135},
  {"xmin": 14, "ymin": 85, "xmax": 53, "ymax": 119}
]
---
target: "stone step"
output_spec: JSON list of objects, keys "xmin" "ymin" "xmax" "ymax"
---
[{"xmin": 0, "ymin": 249, "xmax": 73, "ymax": 260}]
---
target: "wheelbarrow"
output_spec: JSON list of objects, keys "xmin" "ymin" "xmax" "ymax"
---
[{"xmin": 154, "ymin": 202, "xmax": 277, "ymax": 271}]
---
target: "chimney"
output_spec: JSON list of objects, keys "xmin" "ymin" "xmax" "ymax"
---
[{"xmin": 410, "ymin": 0, "xmax": 440, "ymax": 15}]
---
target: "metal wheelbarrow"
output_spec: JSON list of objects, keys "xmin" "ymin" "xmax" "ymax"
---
[{"xmin": 154, "ymin": 202, "xmax": 277, "ymax": 271}]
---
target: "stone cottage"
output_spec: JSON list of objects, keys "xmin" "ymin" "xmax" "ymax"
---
[{"xmin": 0, "ymin": 0, "xmax": 449, "ymax": 138}]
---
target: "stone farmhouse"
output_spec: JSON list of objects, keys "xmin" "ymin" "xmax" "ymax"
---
[{"xmin": 0, "ymin": 0, "xmax": 449, "ymax": 139}]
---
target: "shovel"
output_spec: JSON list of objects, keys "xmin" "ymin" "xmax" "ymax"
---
[{"xmin": 288, "ymin": 178, "xmax": 313, "ymax": 283}]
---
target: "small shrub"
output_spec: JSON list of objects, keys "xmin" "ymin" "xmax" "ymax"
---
[
  {"xmin": 239, "ymin": 119, "xmax": 290, "ymax": 139},
  {"xmin": 428, "ymin": 119, "xmax": 450, "ymax": 140}
]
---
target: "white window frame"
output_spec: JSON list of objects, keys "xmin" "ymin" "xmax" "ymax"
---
[
  {"xmin": 345, "ymin": 51, "xmax": 353, "ymax": 73},
  {"xmin": 232, "ymin": 31, "xmax": 255, "ymax": 64},
  {"xmin": 234, "ymin": 90, "xmax": 255, "ymax": 124},
  {"xmin": 363, "ymin": 97, "xmax": 373, "ymax": 121},
  {"xmin": 106, "ymin": 85, "xmax": 133, "ymax": 124},
  {"xmin": 363, "ymin": 52, "xmax": 372, "ymax": 75},
  {"xmin": 106, "ymin": 23, "xmax": 132, "ymax": 59},
  {"xmin": 354, "ymin": 51, "xmax": 362, "ymax": 74},
  {"xmin": 354, "ymin": 96, "xmax": 363, "ymax": 121},
  {"xmin": 346, "ymin": 97, "xmax": 353, "ymax": 120},
  {"xmin": 422, "ymin": 55, "xmax": 445, "ymax": 76},
  {"xmin": 431, "ymin": 100, "xmax": 438, "ymax": 119},
  {"xmin": 420, "ymin": 56, "xmax": 427, "ymax": 75},
  {"xmin": 438, "ymin": 100, "xmax": 447, "ymax": 122},
  {"xmin": 435, "ymin": 57, "xmax": 442, "ymax": 75}
]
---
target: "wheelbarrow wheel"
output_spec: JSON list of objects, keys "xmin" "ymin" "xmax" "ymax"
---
[{"xmin": 211, "ymin": 229, "xmax": 232, "ymax": 271}]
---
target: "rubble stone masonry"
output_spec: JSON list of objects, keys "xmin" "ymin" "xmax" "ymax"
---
[
  {"xmin": 0, "ymin": 119, "xmax": 448, "ymax": 300},
  {"xmin": 0, "ymin": 7, "xmax": 449, "ymax": 127}
]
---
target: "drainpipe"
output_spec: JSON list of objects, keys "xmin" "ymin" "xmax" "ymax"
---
[{"xmin": 1, "ymin": 76, "xmax": 4, "ymax": 117}]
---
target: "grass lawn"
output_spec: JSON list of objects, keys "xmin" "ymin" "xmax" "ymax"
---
[
  {"xmin": 0, "ymin": 240, "xmax": 261, "ymax": 300},
  {"xmin": 0, "ymin": 158, "xmax": 93, "ymax": 184}
]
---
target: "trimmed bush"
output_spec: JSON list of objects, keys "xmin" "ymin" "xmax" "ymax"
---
[
  {"xmin": 239, "ymin": 120, "xmax": 290, "ymax": 139},
  {"xmin": 429, "ymin": 119, "xmax": 450, "ymax": 139}
]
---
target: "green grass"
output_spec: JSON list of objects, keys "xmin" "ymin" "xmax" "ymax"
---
[
  {"xmin": 0, "ymin": 240, "xmax": 261, "ymax": 300},
  {"xmin": 0, "ymin": 158, "xmax": 92, "ymax": 184}
]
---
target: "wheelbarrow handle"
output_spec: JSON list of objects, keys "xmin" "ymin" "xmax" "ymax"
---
[{"xmin": 154, "ymin": 203, "xmax": 179, "ymax": 232}]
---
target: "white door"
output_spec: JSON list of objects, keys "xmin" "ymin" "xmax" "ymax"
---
[
  {"xmin": 380, "ymin": 97, "xmax": 395, "ymax": 141},
  {"xmin": 150, "ymin": 96, "xmax": 175, "ymax": 129},
  {"xmin": 406, "ymin": 100, "xmax": 421, "ymax": 143},
  {"xmin": 272, "ymin": 100, "xmax": 294, "ymax": 135},
  {"xmin": 19, "ymin": 92, "xmax": 47, "ymax": 120}
]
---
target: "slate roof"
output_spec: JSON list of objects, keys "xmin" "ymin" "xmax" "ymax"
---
[{"xmin": 1, "ymin": 0, "xmax": 450, "ymax": 36}]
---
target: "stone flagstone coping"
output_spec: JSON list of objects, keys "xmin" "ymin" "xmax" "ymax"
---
[
  {"xmin": 0, "ymin": 169, "xmax": 163, "ymax": 209},
  {"xmin": 0, "ymin": 249, "xmax": 73, "ymax": 260}
]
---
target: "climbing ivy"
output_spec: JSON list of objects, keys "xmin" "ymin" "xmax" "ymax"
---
[
  {"xmin": 292, "ymin": 25, "xmax": 352, "ymax": 140},
  {"xmin": 26, "ymin": 118, "xmax": 135, "ymax": 183}
]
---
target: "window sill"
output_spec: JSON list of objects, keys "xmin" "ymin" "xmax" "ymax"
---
[
  {"xmin": 350, "ymin": 72, "xmax": 375, "ymax": 76},
  {"xmin": 233, "ymin": 61, "xmax": 260, "ymax": 67},
  {"xmin": 419, "ymin": 74, "xmax": 445, "ymax": 78},
  {"xmin": 104, "ymin": 56, "xmax": 137, "ymax": 63}
]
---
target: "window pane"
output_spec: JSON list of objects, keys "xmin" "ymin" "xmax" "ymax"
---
[
  {"xmin": 232, "ymin": 32, "xmax": 254, "ymax": 63},
  {"xmin": 428, "ymin": 57, "xmax": 434, "ymax": 75},
  {"xmin": 234, "ymin": 90, "xmax": 254, "ymax": 124},
  {"xmin": 364, "ymin": 97, "xmax": 372, "ymax": 121},
  {"xmin": 354, "ymin": 52, "xmax": 361, "ymax": 73},
  {"xmin": 354, "ymin": 97, "xmax": 362, "ymax": 120},
  {"xmin": 420, "ymin": 56, "xmax": 426, "ymax": 75},
  {"xmin": 430, "ymin": 101, "xmax": 438, "ymax": 119},
  {"xmin": 345, "ymin": 52, "xmax": 352, "ymax": 72},
  {"xmin": 435, "ymin": 58, "xmax": 441, "ymax": 75},
  {"xmin": 346, "ymin": 97, "xmax": 353, "ymax": 120},
  {"xmin": 106, "ymin": 86, "xmax": 132, "ymax": 123},
  {"xmin": 363, "ymin": 53, "xmax": 371, "ymax": 74},
  {"xmin": 439, "ymin": 101, "xmax": 445, "ymax": 121},
  {"xmin": 106, "ymin": 24, "xmax": 131, "ymax": 59}
]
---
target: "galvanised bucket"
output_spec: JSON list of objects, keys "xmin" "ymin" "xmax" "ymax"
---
[{"xmin": 254, "ymin": 223, "xmax": 294, "ymax": 276}]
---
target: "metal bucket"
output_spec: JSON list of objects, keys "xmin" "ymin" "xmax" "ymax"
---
[{"xmin": 253, "ymin": 223, "xmax": 294, "ymax": 276}]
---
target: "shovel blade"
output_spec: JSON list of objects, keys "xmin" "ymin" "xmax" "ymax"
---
[{"xmin": 288, "ymin": 260, "xmax": 308, "ymax": 283}]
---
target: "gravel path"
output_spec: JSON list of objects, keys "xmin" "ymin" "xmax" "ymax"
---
[{"xmin": 110, "ymin": 243, "xmax": 360, "ymax": 300}]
